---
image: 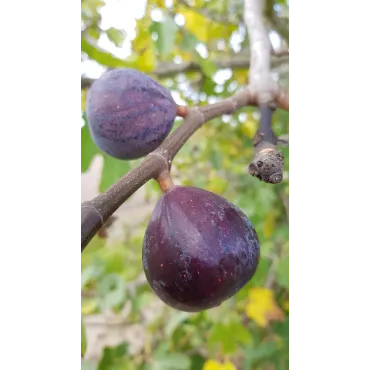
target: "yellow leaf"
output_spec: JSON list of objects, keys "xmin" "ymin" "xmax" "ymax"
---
[
  {"xmin": 223, "ymin": 362, "xmax": 237, "ymax": 370},
  {"xmin": 179, "ymin": 8, "xmax": 207, "ymax": 42},
  {"xmin": 263, "ymin": 211, "xmax": 277, "ymax": 239},
  {"xmin": 230, "ymin": 147, "xmax": 238, "ymax": 156},
  {"xmin": 81, "ymin": 299, "xmax": 98, "ymax": 315},
  {"xmin": 203, "ymin": 360, "xmax": 236, "ymax": 370},
  {"xmin": 203, "ymin": 360, "xmax": 220, "ymax": 370},
  {"xmin": 132, "ymin": 14, "xmax": 157, "ymax": 72},
  {"xmin": 222, "ymin": 157, "xmax": 232, "ymax": 170},
  {"xmin": 208, "ymin": 175, "xmax": 228, "ymax": 194},
  {"xmin": 282, "ymin": 299, "xmax": 289, "ymax": 311},
  {"xmin": 178, "ymin": 6, "xmax": 237, "ymax": 43},
  {"xmin": 178, "ymin": 50, "xmax": 193, "ymax": 62},
  {"xmin": 132, "ymin": 12, "xmax": 150, "ymax": 52},
  {"xmin": 241, "ymin": 116, "xmax": 258, "ymax": 138},
  {"xmin": 81, "ymin": 89, "xmax": 87, "ymax": 111},
  {"xmin": 136, "ymin": 45, "xmax": 157, "ymax": 72},
  {"xmin": 245, "ymin": 288, "xmax": 284, "ymax": 327},
  {"xmin": 193, "ymin": 0, "xmax": 206, "ymax": 6},
  {"xmin": 149, "ymin": 0, "xmax": 165, "ymax": 7},
  {"xmin": 234, "ymin": 70, "xmax": 249, "ymax": 85},
  {"xmin": 132, "ymin": 27, "xmax": 149, "ymax": 52}
]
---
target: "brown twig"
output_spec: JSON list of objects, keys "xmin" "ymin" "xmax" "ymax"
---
[
  {"xmin": 244, "ymin": 0, "xmax": 288, "ymax": 184},
  {"xmin": 81, "ymin": 0, "xmax": 289, "ymax": 251},
  {"xmin": 81, "ymin": 53, "xmax": 289, "ymax": 89},
  {"xmin": 81, "ymin": 87, "xmax": 289, "ymax": 251},
  {"xmin": 271, "ymin": 49, "xmax": 289, "ymax": 57},
  {"xmin": 275, "ymin": 89, "xmax": 289, "ymax": 111},
  {"xmin": 248, "ymin": 105, "xmax": 284, "ymax": 184}
]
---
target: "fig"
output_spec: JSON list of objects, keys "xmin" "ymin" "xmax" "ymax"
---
[
  {"xmin": 142, "ymin": 186, "xmax": 260, "ymax": 312},
  {"xmin": 86, "ymin": 68, "xmax": 176, "ymax": 160}
]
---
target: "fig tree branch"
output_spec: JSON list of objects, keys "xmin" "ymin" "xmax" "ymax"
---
[
  {"xmin": 81, "ymin": 87, "xmax": 289, "ymax": 252},
  {"xmin": 244, "ymin": 0, "xmax": 275, "ymax": 102},
  {"xmin": 81, "ymin": 53, "xmax": 288, "ymax": 89},
  {"xmin": 248, "ymin": 104, "xmax": 284, "ymax": 184},
  {"xmin": 244, "ymin": 0, "xmax": 286, "ymax": 184},
  {"xmin": 81, "ymin": 0, "xmax": 289, "ymax": 251}
]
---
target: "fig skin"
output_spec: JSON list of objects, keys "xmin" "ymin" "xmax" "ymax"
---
[
  {"xmin": 86, "ymin": 68, "xmax": 176, "ymax": 160},
  {"xmin": 142, "ymin": 186, "xmax": 260, "ymax": 312}
]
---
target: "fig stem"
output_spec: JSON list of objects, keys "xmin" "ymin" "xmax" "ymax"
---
[
  {"xmin": 81, "ymin": 87, "xmax": 289, "ymax": 251},
  {"xmin": 176, "ymin": 105, "xmax": 188, "ymax": 118},
  {"xmin": 81, "ymin": 0, "xmax": 289, "ymax": 252},
  {"xmin": 156, "ymin": 171, "xmax": 175, "ymax": 193}
]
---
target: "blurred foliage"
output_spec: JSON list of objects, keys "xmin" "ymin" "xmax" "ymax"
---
[{"xmin": 81, "ymin": 0, "xmax": 289, "ymax": 369}]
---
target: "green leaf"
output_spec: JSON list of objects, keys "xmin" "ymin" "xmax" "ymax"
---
[
  {"xmin": 87, "ymin": 27, "xmax": 101, "ymax": 41},
  {"xmin": 81, "ymin": 319, "xmax": 87, "ymax": 357},
  {"xmin": 256, "ymin": 186, "xmax": 278, "ymax": 212},
  {"xmin": 276, "ymin": 256, "xmax": 289, "ymax": 289},
  {"xmin": 98, "ymin": 343, "xmax": 129, "ymax": 370},
  {"xmin": 202, "ymin": 76, "xmax": 217, "ymax": 95},
  {"xmin": 81, "ymin": 264, "xmax": 104, "ymax": 288},
  {"xmin": 151, "ymin": 16, "xmax": 178, "ymax": 58},
  {"xmin": 82, "ymin": 362, "xmax": 97, "ymax": 370},
  {"xmin": 97, "ymin": 274, "xmax": 126, "ymax": 311},
  {"xmin": 208, "ymin": 323, "xmax": 231, "ymax": 353},
  {"xmin": 243, "ymin": 341, "xmax": 278, "ymax": 367},
  {"xmin": 106, "ymin": 27, "xmax": 125, "ymax": 47},
  {"xmin": 164, "ymin": 311, "xmax": 190, "ymax": 337},
  {"xmin": 152, "ymin": 353, "xmax": 191, "ymax": 370},
  {"xmin": 131, "ymin": 291, "xmax": 153, "ymax": 313},
  {"xmin": 81, "ymin": 235, "xmax": 106, "ymax": 268},
  {"xmin": 152, "ymin": 341, "xmax": 171, "ymax": 356},
  {"xmin": 99, "ymin": 155, "xmax": 131, "ymax": 192},
  {"xmin": 180, "ymin": 32, "xmax": 198, "ymax": 52},
  {"xmin": 81, "ymin": 0, "xmax": 104, "ymax": 20},
  {"xmin": 190, "ymin": 354, "xmax": 206, "ymax": 370},
  {"xmin": 81, "ymin": 119, "xmax": 98, "ymax": 172},
  {"xmin": 274, "ymin": 317, "xmax": 289, "ymax": 342},
  {"xmin": 196, "ymin": 56, "xmax": 217, "ymax": 78},
  {"xmin": 208, "ymin": 321, "xmax": 252, "ymax": 355},
  {"xmin": 229, "ymin": 321, "xmax": 253, "ymax": 345},
  {"xmin": 81, "ymin": 37, "xmax": 128, "ymax": 68}
]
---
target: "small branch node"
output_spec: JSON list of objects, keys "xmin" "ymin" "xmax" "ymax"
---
[
  {"xmin": 275, "ymin": 89, "xmax": 289, "ymax": 111},
  {"xmin": 82, "ymin": 203, "xmax": 104, "ymax": 225},
  {"xmin": 252, "ymin": 132, "xmax": 264, "ymax": 147},
  {"xmin": 148, "ymin": 150, "xmax": 171, "ymax": 173},
  {"xmin": 229, "ymin": 99, "xmax": 238, "ymax": 114},
  {"xmin": 193, "ymin": 107, "xmax": 205, "ymax": 125}
]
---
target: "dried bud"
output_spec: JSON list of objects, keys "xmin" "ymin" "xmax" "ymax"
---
[{"xmin": 248, "ymin": 148, "xmax": 284, "ymax": 184}]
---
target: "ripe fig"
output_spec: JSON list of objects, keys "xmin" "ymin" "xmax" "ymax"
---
[
  {"xmin": 142, "ymin": 186, "xmax": 260, "ymax": 312},
  {"xmin": 86, "ymin": 68, "xmax": 176, "ymax": 160}
]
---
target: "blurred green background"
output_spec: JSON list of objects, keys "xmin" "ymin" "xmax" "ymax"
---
[{"xmin": 81, "ymin": 0, "xmax": 289, "ymax": 369}]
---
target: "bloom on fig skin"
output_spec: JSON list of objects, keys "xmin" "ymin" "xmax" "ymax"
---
[{"xmin": 86, "ymin": 68, "xmax": 176, "ymax": 160}]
